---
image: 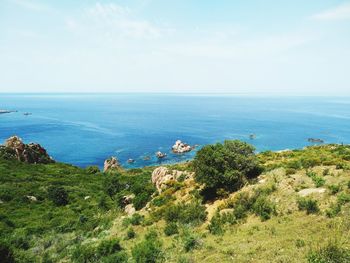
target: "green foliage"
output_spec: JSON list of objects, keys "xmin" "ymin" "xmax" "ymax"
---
[
  {"xmin": 297, "ymin": 198, "xmax": 319, "ymax": 214},
  {"xmin": 47, "ymin": 185, "xmax": 69, "ymax": 206},
  {"xmin": 307, "ymin": 242, "xmax": 350, "ymax": 263},
  {"xmin": 193, "ymin": 140, "xmax": 262, "ymax": 198},
  {"xmin": 252, "ymin": 195, "xmax": 276, "ymax": 221},
  {"xmin": 103, "ymin": 175, "xmax": 123, "ymax": 199},
  {"xmin": 123, "ymin": 213, "xmax": 144, "ymax": 226},
  {"xmin": 126, "ymin": 227, "xmax": 136, "ymax": 239},
  {"xmin": 208, "ymin": 212, "xmax": 224, "ymax": 235},
  {"xmin": 182, "ymin": 229, "xmax": 202, "ymax": 252},
  {"xmin": 325, "ymin": 203, "xmax": 341, "ymax": 218},
  {"xmin": 337, "ymin": 192, "xmax": 350, "ymax": 205},
  {"xmin": 85, "ymin": 165, "xmax": 100, "ymax": 174},
  {"xmin": 132, "ymin": 230, "xmax": 163, "ymax": 263},
  {"xmin": 164, "ymin": 222, "xmax": 179, "ymax": 236},
  {"xmin": 306, "ymin": 171, "xmax": 326, "ymax": 188},
  {"xmin": 164, "ymin": 201, "xmax": 207, "ymax": 226},
  {"xmin": 0, "ymin": 241, "xmax": 15, "ymax": 263},
  {"xmin": 328, "ymin": 184, "xmax": 341, "ymax": 195}
]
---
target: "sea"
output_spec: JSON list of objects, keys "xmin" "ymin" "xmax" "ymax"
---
[{"xmin": 1, "ymin": 93, "xmax": 350, "ymax": 169}]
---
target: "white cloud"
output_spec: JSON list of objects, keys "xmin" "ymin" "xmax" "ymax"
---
[
  {"xmin": 311, "ymin": 3, "xmax": 350, "ymax": 21},
  {"xmin": 66, "ymin": 2, "xmax": 162, "ymax": 40}
]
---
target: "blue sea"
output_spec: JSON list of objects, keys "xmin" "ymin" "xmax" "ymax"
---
[{"xmin": 1, "ymin": 94, "xmax": 350, "ymax": 169}]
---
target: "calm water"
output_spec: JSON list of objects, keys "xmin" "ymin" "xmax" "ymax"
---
[{"xmin": 1, "ymin": 94, "xmax": 350, "ymax": 168}]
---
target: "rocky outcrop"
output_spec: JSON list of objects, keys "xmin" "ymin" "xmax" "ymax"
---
[
  {"xmin": 156, "ymin": 151, "xmax": 167, "ymax": 159},
  {"xmin": 151, "ymin": 166, "xmax": 193, "ymax": 193},
  {"xmin": 298, "ymin": 188, "xmax": 326, "ymax": 197},
  {"xmin": 172, "ymin": 140, "xmax": 192, "ymax": 153},
  {"xmin": 0, "ymin": 136, "xmax": 54, "ymax": 164},
  {"xmin": 103, "ymin": 157, "xmax": 121, "ymax": 172}
]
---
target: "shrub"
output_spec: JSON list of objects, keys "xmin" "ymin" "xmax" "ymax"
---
[
  {"xmin": 285, "ymin": 168, "xmax": 297, "ymax": 175},
  {"xmin": 328, "ymin": 184, "xmax": 341, "ymax": 195},
  {"xmin": 323, "ymin": 168, "xmax": 330, "ymax": 176},
  {"xmin": 85, "ymin": 166, "xmax": 100, "ymax": 174},
  {"xmin": 164, "ymin": 222, "xmax": 178, "ymax": 236},
  {"xmin": 182, "ymin": 230, "xmax": 201, "ymax": 252},
  {"xmin": 0, "ymin": 241, "xmax": 15, "ymax": 263},
  {"xmin": 47, "ymin": 185, "xmax": 69, "ymax": 206},
  {"xmin": 103, "ymin": 175, "xmax": 122, "ymax": 199},
  {"xmin": 337, "ymin": 193, "xmax": 350, "ymax": 205},
  {"xmin": 313, "ymin": 176, "xmax": 326, "ymax": 187},
  {"xmin": 252, "ymin": 195, "xmax": 276, "ymax": 221},
  {"xmin": 126, "ymin": 228, "xmax": 136, "ymax": 239},
  {"xmin": 208, "ymin": 213, "xmax": 224, "ymax": 235},
  {"xmin": 297, "ymin": 198, "xmax": 319, "ymax": 214},
  {"xmin": 132, "ymin": 192, "xmax": 150, "ymax": 210},
  {"xmin": 164, "ymin": 201, "xmax": 207, "ymax": 226},
  {"xmin": 98, "ymin": 195, "xmax": 110, "ymax": 211},
  {"xmin": 132, "ymin": 230, "xmax": 163, "ymax": 263},
  {"xmin": 123, "ymin": 213, "xmax": 144, "ymax": 226},
  {"xmin": 193, "ymin": 140, "xmax": 262, "ymax": 198},
  {"xmin": 325, "ymin": 203, "xmax": 341, "ymax": 218},
  {"xmin": 97, "ymin": 239, "xmax": 122, "ymax": 257},
  {"xmin": 307, "ymin": 242, "xmax": 350, "ymax": 263}
]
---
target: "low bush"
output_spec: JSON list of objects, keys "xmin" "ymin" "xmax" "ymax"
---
[
  {"xmin": 252, "ymin": 195, "xmax": 276, "ymax": 221},
  {"xmin": 297, "ymin": 198, "xmax": 319, "ymax": 214},
  {"xmin": 307, "ymin": 242, "xmax": 350, "ymax": 263},
  {"xmin": 132, "ymin": 230, "xmax": 163, "ymax": 263},
  {"xmin": 85, "ymin": 166, "xmax": 100, "ymax": 174},
  {"xmin": 328, "ymin": 184, "xmax": 341, "ymax": 195},
  {"xmin": 164, "ymin": 222, "xmax": 178, "ymax": 236},
  {"xmin": 164, "ymin": 201, "xmax": 207, "ymax": 226},
  {"xmin": 126, "ymin": 228, "xmax": 136, "ymax": 239},
  {"xmin": 47, "ymin": 185, "xmax": 69, "ymax": 206},
  {"xmin": 337, "ymin": 192, "xmax": 350, "ymax": 205},
  {"xmin": 123, "ymin": 213, "xmax": 144, "ymax": 226},
  {"xmin": 208, "ymin": 213, "xmax": 224, "ymax": 235},
  {"xmin": 182, "ymin": 229, "xmax": 202, "ymax": 252},
  {"xmin": 325, "ymin": 203, "xmax": 341, "ymax": 218}
]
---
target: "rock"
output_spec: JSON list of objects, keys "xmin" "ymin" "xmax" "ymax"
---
[
  {"xmin": 249, "ymin": 134, "xmax": 256, "ymax": 140},
  {"xmin": 26, "ymin": 195, "xmax": 37, "ymax": 202},
  {"xmin": 122, "ymin": 194, "xmax": 135, "ymax": 205},
  {"xmin": 1, "ymin": 136, "xmax": 54, "ymax": 164},
  {"xmin": 151, "ymin": 166, "xmax": 192, "ymax": 193},
  {"xmin": 127, "ymin": 159, "xmax": 135, "ymax": 164},
  {"xmin": 103, "ymin": 157, "xmax": 121, "ymax": 172},
  {"xmin": 156, "ymin": 151, "xmax": 167, "ymax": 159},
  {"xmin": 143, "ymin": 156, "xmax": 151, "ymax": 161},
  {"xmin": 84, "ymin": 196, "xmax": 91, "ymax": 200},
  {"xmin": 308, "ymin": 138, "xmax": 324, "ymax": 143},
  {"xmin": 298, "ymin": 188, "xmax": 326, "ymax": 197},
  {"xmin": 124, "ymin": 204, "xmax": 136, "ymax": 216},
  {"xmin": 172, "ymin": 140, "xmax": 192, "ymax": 153}
]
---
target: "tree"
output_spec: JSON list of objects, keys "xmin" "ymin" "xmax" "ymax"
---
[{"xmin": 193, "ymin": 140, "xmax": 261, "ymax": 197}]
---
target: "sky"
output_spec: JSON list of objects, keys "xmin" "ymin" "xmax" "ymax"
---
[{"xmin": 0, "ymin": 0, "xmax": 350, "ymax": 94}]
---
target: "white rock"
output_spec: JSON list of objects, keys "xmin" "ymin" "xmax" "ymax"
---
[
  {"xmin": 298, "ymin": 188, "xmax": 326, "ymax": 197},
  {"xmin": 26, "ymin": 195, "xmax": 37, "ymax": 202},
  {"xmin": 124, "ymin": 204, "xmax": 136, "ymax": 216}
]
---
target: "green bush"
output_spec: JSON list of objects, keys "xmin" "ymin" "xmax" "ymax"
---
[
  {"xmin": 328, "ymin": 184, "xmax": 341, "ymax": 195},
  {"xmin": 325, "ymin": 203, "xmax": 341, "ymax": 218},
  {"xmin": 337, "ymin": 192, "xmax": 350, "ymax": 205},
  {"xmin": 0, "ymin": 241, "xmax": 15, "ymax": 263},
  {"xmin": 123, "ymin": 213, "xmax": 144, "ymax": 226},
  {"xmin": 297, "ymin": 198, "xmax": 319, "ymax": 214},
  {"xmin": 313, "ymin": 176, "xmax": 326, "ymax": 188},
  {"xmin": 97, "ymin": 239, "xmax": 122, "ymax": 257},
  {"xmin": 164, "ymin": 222, "xmax": 179, "ymax": 236},
  {"xmin": 132, "ymin": 230, "xmax": 163, "ymax": 263},
  {"xmin": 285, "ymin": 168, "xmax": 297, "ymax": 175},
  {"xmin": 252, "ymin": 195, "xmax": 276, "ymax": 221},
  {"xmin": 182, "ymin": 230, "xmax": 201, "ymax": 252},
  {"xmin": 307, "ymin": 242, "xmax": 350, "ymax": 263},
  {"xmin": 85, "ymin": 166, "xmax": 100, "ymax": 174},
  {"xmin": 126, "ymin": 228, "xmax": 136, "ymax": 239},
  {"xmin": 164, "ymin": 201, "xmax": 207, "ymax": 226},
  {"xmin": 132, "ymin": 192, "xmax": 150, "ymax": 210},
  {"xmin": 193, "ymin": 140, "xmax": 262, "ymax": 198},
  {"xmin": 208, "ymin": 213, "xmax": 224, "ymax": 235},
  {"xmin": 103, "ymin": 175, "xmax": 122, "ymax": 199},
  {"xmin": 47, "ymin": 185, "xmax": 69, "ymax": 206}
]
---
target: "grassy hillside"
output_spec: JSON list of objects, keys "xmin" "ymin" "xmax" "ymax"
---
[{"xmin": 1, "ymin": 143, "xmax": 350, "ymax": 262}]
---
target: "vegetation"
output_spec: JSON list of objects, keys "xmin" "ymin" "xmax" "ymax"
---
[
  {"xmin": 193, "ymin": 140, "xmax": 262, "ymax": 199},
  {"xmin": 1, "ymin": 142, "xmax": 350, "ymax": 262}
]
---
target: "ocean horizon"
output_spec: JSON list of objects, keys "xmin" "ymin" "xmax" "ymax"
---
[{"xmin": 1, "ymin": 93, "xmax": 350, "ymax": 169}]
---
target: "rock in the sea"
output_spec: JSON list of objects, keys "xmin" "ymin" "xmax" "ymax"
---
[
  {"xmin": 156, "ymin": 151, "xmax": 167, "ymax": 159},
  {"xmin": 151, "ymin": 166, "xmax": 192, "ymax": 193},
  {"xmin": 103, "ymin": 157, "xmax": 121, "ymax": 172},
  {"xmin": 127, "ymin": 159, "xmax": 135, "ymax": 164},
  {"xmin": 172, "ymin": 140, "xmax": 192, "ymax": 153},
  {"xmin": 1, "ymin": 136, "xmax": 54, "ymax": 164}
]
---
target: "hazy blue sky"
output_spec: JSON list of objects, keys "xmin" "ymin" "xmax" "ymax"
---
[{"xmin": 1, "ymin": 0, "xmax": 350, "ymax": 94}]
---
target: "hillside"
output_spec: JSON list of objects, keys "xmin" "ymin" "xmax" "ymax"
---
[{"xmin": 1, "ymin": 142, "xmax": 350, "ymax": 262}]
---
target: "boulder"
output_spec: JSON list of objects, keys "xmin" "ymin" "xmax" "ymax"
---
[
  {"xmin": 103, "ymin": 157, "xmax": 121, "ymax": 172},
  {"xmin": 26, "ymin": 195, "xmax": 37, "ymax": 202},
  {"xmin": 172, "ymin": 140, "xmax": 192, "ymax": 153},
  {"xmin": 156, "ymin": 151, "xmax": 167, "ymax": 159},
  {"xmin": 298, "ymin": 188, "xmax": 326, "ymax": 197},
  {"xmin": 122, "ymin": 194, "xmax": 135, "ymax": 206},
  {"xmin": 151, "ymin": 166, "xmax": 192, "ymax": 193},
  {"xmin": 1, "ymin": 136, "xmax": 54, "ymax": 164},
  {"xmin": 124, "ymin": 204, "xmax": 136, "ymax": 216}
]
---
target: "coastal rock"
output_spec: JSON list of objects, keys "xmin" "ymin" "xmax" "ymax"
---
[
  {"xmin": 308, "ymin": 138, "xmax": 324, "ymax": 143},
  {"xmin": 298, "ymin": 188, "xmax": 326, "ymax": 197},
  {"xmin": 151, "ymin": 166, "xmax": 192, "ymax": 193},
  {"xmin": 103, "ymin": 157, "xmax": 121, "ymax": 172},
  {"xmin": 1, "ymin": 136, "xmax": 54, "ymax": 164},
  {"xmin": 26, "ymin": 195, "xmax": 37, "ymax": 202},
  {"xmin": 172, "ymin": 140, "xmax": 192, "ymax": 153},
  {"xmin": 156, "ymin": 151, "xmax": 167, "ymax": 159},
  {"xmin": 124, "ymin": 204, "xmax": 136, "ymax": 216}
]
